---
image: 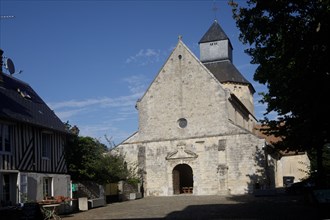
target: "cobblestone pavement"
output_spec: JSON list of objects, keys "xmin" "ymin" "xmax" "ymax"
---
[{"xmin": 61, "ymin": 194, "xmax": 328, "ymax": 219}]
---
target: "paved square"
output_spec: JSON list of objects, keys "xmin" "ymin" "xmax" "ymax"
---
[{"xmin": 62, "ymin": 195, "xmax": 326, "ymax": 219}]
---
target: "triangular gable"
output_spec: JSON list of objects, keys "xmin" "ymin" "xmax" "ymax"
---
[
  {"xmin": 120, "ymin": 37, "xmax": 255, "ymax": 144},
  {"xmin": 138, "ymin": 38, "xmax": 225, "ymax": 103}
]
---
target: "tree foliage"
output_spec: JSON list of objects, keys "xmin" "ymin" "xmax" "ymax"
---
[
  {"xmin": 230, "ymin": 0, "xmax": 330, "ymax": 180},
  {"xmin": 65, "ymin": 126, "xmax": 133, "ymax": 184}
]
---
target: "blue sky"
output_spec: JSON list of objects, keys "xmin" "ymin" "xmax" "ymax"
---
[{"xmin": 1, "ymin": 0, "xmax": 269, "ymax": 145}]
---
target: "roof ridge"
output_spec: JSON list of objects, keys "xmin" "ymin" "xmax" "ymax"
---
[{"xmin": 2, "ymin": 72, "xmax": 31, "ymax": 87}]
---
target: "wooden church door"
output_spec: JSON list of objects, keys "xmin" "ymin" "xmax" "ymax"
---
[{"xmin": 172, "ymin": 169, "xmax": 180, "ymax": 195}]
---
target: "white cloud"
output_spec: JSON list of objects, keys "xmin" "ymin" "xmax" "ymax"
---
[
  {"xmin": 49, "ymin": 93, "xmax": 142, "ymax": 111},
  {"xmin": 54, "ymin": 108, "xmax": 86, "ymax": 121},
  {"xmin": 125, "ymin": 49, "xmax": 161, "ymax": 65},
  {"xmin": 78, "ymin": 122, "xmax": 135, "ymax": 146},
  {"xmin": 47, "ymin": 76, "xmax": 145, "ymax": 144},
  {"xmin": 79, "ymin": 123, "xmax": 116, "ymax": 142},
  {"xmin": 122, "ymin": 74, "xmax": 149, "ymax": 94}
]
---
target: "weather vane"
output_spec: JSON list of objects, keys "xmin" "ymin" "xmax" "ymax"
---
[{"xmin": 212, "ymin": 1, "xmax": 218, "ymax": 21}]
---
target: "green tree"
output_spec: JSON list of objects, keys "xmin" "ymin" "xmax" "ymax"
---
[
  {"xmin": 65, "ymin": 135, "xmax": 106, "ymax": 181},
  {"xmin": 65, "ymin": 127, "xmax": 132, "ymax": 184},
  {"xmin": 94, "ymin": 154, "xmax": 138, "ymax": 185},
  {"xmin": 230, "ymin": 0, "xmax": 330, "ymax": 185}
]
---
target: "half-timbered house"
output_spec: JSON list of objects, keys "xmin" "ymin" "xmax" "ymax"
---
[{"xmin": 0, "ymin": 49, "xmax": 70, "ymax": 206}]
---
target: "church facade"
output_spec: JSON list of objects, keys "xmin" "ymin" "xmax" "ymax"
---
[{"xmin": 115, "ymin": 21, "xmax": 267, "ymax": 196}]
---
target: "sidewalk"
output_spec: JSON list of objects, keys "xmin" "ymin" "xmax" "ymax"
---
[{"xmin": 61, "ymin": 194, "xmax": 327, "ymax": 219}]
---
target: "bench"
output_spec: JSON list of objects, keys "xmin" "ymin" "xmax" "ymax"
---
[
  {"xmin": 88, "ymin": 198, "xmax": 105, "ymax": 209},
  {"xmin": 182, "ymin": 187, "xmax": 193, "ymax": 194}
]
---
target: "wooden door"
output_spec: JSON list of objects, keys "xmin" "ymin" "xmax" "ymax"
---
[{"xmin": 173, "ymin": 169, "xmax": 180, "ymax": 194}]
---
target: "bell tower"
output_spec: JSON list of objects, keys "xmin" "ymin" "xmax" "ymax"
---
[
  {"xmin": 199, "ymin": 20, "xmax": 233, "ymax": 63},
  {"xmin": 199, "ymin": 20, "xmax": 256, "ymax": 119}
]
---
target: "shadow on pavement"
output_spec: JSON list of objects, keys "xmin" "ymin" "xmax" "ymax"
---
[
  {"xmin": 60, "ymin": 194, "xmax": 330, "ymax": 220},
  {"xmin": 165, "ymin": 195, "xmax": 327, "ymax": 220}
]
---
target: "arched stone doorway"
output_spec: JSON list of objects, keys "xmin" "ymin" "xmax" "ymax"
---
[{"xmin": 172, "ymin": 164, "xmax": 193, "ymax": 195}]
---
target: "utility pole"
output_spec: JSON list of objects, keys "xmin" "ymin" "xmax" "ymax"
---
[
  {"xmin": 0, "ymin": 15, "xmax": 16, "ymax": 74},
  {"xmin": 0, "ymin": 49, "xmax": 3, "ymax": 74}
]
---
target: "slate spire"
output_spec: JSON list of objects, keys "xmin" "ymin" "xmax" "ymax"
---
[{"xmin": 199, "ymin": 20, "xmax": 230, "ymax": 44}]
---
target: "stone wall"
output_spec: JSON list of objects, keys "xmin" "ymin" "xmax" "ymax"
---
[
  {"xmin": 115, "ymin": 40, "xmax": 266, "ymax": 197},
  {"xmin": 117, "ymin": 181, "xmax": 139, "ymax": 201},
  {"xmin": 137, "ymin": 41, "xmax": 230, "ymax": 141},
  {"xmin": 223, "ymin": 83, "xmax": 254, "ymax": 116},
  {"xmin": 73, "ymin": 181, "xmax": 102, "ymax": 199},
  {"xmin": 117, "ymin": 131, "xmax": 265, "ymax": 196}
]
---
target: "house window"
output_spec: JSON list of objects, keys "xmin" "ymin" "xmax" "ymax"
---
[
  {"xmin": 42, "ymin": 133, "xmax": 52, "ymax": 158},
  {"xmin": 0, "ymin": 124, "xmax": 11, "ymax": 153},
  {"xmin": 43, "ymin": 177, "xmax": 52, "ymax": 199}
]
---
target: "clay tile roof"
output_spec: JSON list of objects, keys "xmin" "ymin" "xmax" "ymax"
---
[
  {"xmin": 253, "ymin": 124, "xmax": 282, "ymax": 144},
  {"xmin": 253, "ymin": 124, "xmax": 305, "ymax": 156}
]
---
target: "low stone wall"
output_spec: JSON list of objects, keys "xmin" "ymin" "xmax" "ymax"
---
[
  {"xmin": 72, "ymin": 181, "xmax": 105, "ymax": 210},
  {"xmin": 118, "ymin": 181, "xmax": 140, "ymax": 201},
  {"xmin": 73, "ymin": 181, "xmax": 102, "ymax": 199}
]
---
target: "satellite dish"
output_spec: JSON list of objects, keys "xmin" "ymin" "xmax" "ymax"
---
[{"xmin": 5, "ymin": 58, "xmax": 15, "ymax": 75}]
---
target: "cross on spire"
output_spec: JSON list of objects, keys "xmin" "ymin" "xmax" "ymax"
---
[{"xmin": 212, "ymin": 1, "xmax": 218, "ymax": 21}]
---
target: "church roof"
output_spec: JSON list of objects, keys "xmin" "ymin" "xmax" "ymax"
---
[
  {"xmin": 0, "ymin": 73, "xmax": 68, "ymax": 133},
  {"xmin": 199, "ymin": 20, "xmax": 229, "ymax": 44},
  {"xmin": 204, "ymin": 60, "xmax": 256, "ymax": 93}
]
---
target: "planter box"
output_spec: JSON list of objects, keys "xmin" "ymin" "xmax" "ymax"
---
[
  {"xmin": 78, "ymin": 197, "xmax": 88, "ymax": 211},
  {"xmin": 129, "ymin": 193, "xmax": 136, "ymax": 200}
]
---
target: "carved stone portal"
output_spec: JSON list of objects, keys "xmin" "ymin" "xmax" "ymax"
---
[{"xmin": 166, "ymin": 146, "xmax": 198, "ymax": 160}]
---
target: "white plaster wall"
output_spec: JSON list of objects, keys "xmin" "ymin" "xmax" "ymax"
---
[
  {"xmin": 276, "ymin": 154, "xmax": 310, "ymax": 187},
  {"xmin": 23, "ymin": 172, "xmax": 70, "ymax": 201}
]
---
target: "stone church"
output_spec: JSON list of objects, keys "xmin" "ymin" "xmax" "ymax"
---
[{"xmin": 115, "ymin": 20, "xmax": 267, "ymax": 196}]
